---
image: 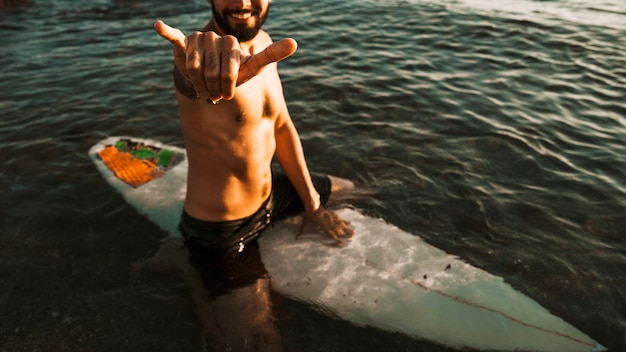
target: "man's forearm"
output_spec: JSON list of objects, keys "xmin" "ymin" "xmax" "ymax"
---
[{"xmin": 274, "ymin": 120, "xmax": 321, "ymax": 212}]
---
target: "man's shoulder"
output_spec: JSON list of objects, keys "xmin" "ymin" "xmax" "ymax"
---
[
  {"xmin": 260, "ymin": 29, "xmax": 272, "ymax": 38},
  {"xmin": 254, "ymin": 30, "xmax": 273, "ymax": 48}
]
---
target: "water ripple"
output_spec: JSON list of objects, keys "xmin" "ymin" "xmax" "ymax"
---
[{"xmin": 1, "ymin": 0, "xmax": 625, "ymax": 350}]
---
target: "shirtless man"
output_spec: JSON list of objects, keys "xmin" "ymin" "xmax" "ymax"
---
[{"xmin": 154, "ymin": 0, "xmax": 354, "ymax": 253}]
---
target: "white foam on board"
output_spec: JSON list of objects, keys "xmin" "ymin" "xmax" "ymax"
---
[{"xmin": 259, "ymin": 208, "xmax": 599, "ymax": 352}]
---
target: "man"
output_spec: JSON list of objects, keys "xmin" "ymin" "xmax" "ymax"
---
[{"xmin": 154, "ymin": 0, "xmax": 354, "ymax": 254}]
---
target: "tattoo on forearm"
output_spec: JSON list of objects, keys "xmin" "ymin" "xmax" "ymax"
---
[{"xmin": 173, "ymin": 66, "xmax": 199, "ymax": 100}]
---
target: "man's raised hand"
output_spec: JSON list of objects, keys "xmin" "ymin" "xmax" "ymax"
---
[{"xmin": 154, "ymin": 20, "xmax": 297, "ymax": 103}]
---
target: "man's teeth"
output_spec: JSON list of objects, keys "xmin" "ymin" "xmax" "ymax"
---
[{"xmin": 231, "ymin": 12, "xmax": 252, "ymax": 19}]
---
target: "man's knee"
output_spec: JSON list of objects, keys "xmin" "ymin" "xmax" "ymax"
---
[{"xmin": 328, "ymin": 175, "xmax": 355, "ymax": 193}]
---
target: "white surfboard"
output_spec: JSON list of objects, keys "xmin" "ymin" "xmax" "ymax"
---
[{"xmin": 89, "ymin": 136, "xmax": 606, "ymax": 352}]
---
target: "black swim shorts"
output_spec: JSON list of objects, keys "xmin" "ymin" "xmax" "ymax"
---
[{"xmin": 178, "ymin": 171, "xmax": 332, "ymax": 253}]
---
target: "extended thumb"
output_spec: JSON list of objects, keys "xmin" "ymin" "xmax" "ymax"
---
[{"xmin": 154, "ymin": 20, "xmax": 186, "ymax": 49}]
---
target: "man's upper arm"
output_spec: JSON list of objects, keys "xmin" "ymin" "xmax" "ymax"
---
[{"xmin": 274, "ymin": 100, "xmax": 296, "ymax": 141}]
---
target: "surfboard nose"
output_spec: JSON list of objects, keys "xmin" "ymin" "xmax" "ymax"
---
[{"xmin": 592, "ymin": 341, "xmax": 607, "ymax": 352}]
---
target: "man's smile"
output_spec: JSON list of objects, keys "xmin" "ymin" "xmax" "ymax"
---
[
  {"xmin": 227, "ymin": 10, "xmax": 258, "ymax": 24},
  {"xmin": 230, "ymin": 12, "xmax": 253, "ymax": 20}
]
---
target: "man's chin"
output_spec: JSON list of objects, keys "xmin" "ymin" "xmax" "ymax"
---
[
  {"xmin": 231, "ymin": 25, "xmax": 261, "ymax": 42},
  {"xmin": 212, "ymin": 5, "xmax": 267, "ymax": 41}
]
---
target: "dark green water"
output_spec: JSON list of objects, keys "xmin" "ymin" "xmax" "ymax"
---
[{"xmin": 1, "ymin": 0, "xmax": 624, "ymax": 350}]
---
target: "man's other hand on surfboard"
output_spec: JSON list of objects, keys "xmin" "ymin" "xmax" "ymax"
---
[
  {"xmin": 298, "ymin": 207, "xmax": 354, "ymax": 247},
  {"xmin": 154, "ymin": 20, "xmax": 297, "ymax": 104}
]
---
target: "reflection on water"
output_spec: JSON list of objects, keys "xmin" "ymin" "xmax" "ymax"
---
[{"xmin": 133, "ymin": 239, "xmax": 283, "ymax": 352}]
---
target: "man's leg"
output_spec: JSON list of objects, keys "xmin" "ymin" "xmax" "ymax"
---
[
  {"xmin": 329, "ymin": 175, "xmax": 355, "ymax": 192},
  {"xmin": 326, "ymin": 175, "xmax": 356, "ymax": 207}
]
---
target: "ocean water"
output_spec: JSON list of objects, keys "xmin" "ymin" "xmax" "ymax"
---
[{"xmin": 1, "ymin": 0, "xmax": 624, "ymax": 351}]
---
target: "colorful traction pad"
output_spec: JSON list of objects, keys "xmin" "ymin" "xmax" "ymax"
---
[{"xmin": 97, "ymin": 139, "xmax": 182, "ymax": 187}]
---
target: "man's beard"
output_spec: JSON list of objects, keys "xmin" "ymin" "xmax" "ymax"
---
[{"xmin": 211, "ymin": 2, "xmax": 270, "ymax": 42}]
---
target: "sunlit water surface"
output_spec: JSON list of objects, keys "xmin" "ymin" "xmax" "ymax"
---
[{"xmin": 1, "ymin": 0, "xmax": 624, "ymax": 350}]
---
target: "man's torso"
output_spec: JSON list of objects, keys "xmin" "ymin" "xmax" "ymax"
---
[{"xmin": 174, "ymin": 30, "xmax": 286, "ymax": 222}]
